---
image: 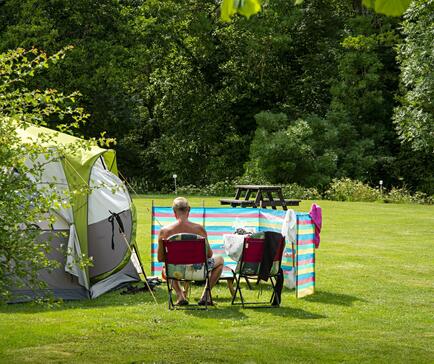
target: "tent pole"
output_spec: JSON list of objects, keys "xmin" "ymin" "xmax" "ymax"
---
[{"xmin": 118, "ymin": 231, "xmax": 158, "ymax": 304}]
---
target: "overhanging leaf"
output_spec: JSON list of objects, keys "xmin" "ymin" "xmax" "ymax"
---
[
  {"xmin": 221, "ymin": 0, "xmax": 261, "ymax": 22},
  {"xmin": 362, "ymin": 0, "xmax": 411, "ymax": 16}
]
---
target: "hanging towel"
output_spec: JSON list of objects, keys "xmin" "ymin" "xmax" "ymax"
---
[
  {"xmin": 258, "ymin": 231, "xmax": 282, "ymax": 281},
  {"xmin": 309, "ymin": 203, "xmax": 322, "ymax": 248},
  {"xmin": 281, "ymin": 209, "xmax": 297, "ymax": 244}
]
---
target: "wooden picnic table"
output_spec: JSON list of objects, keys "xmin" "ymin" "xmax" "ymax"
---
[{"xmin": 220, "ymin": 185, "xmax": 300, "ymax": 210}]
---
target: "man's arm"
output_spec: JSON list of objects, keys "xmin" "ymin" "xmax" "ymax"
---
[{"xmin": 157, "ymin": 228, "xmax": 166, "ymax": 262}]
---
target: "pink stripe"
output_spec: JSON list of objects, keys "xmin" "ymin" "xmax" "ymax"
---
[
  {"xmin": 205, "ymin": 213, "xmax": 259, "ymax": 218},
  {"xmin": 208, "ymin": 231, "xmax": 233, "ymax": 236},
  {"xmin": 153, "ymin": 213, "xmax": 174, "ymax": 217},
  {"xmin": 298, "ymin": 276, "xmax": 315, "ymax": 286},
  {"xmin": 298, "ymin": 258, "xmax": 314, "ymax": 266},
  {"xmin": 297, "ymin": 239, "xmax": 315, "ymax": 245},
  {"xmin": 298, "ymin": 220, "xmax": 313, "ymax": 225},
  {"xmin": 153, "ymin": 212, "xmax": 260, "ymax": 218}
]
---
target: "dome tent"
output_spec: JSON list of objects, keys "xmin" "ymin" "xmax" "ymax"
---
[{"xmin": 12, "ymin": 124, "xmax": 143, "ymax": 301}]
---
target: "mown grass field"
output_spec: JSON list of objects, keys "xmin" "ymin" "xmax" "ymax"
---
[{"xmin": 0, "ymin": 196, "xmax": 433, "ymax": 363}]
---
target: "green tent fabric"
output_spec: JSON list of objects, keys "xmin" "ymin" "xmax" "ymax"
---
[{"xmin": 14, "ymin": 124, "xmax": 142, "ymax": 300}]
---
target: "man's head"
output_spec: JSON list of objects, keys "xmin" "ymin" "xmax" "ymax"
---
[{"xmin": 172, "ymin": 197, "xmax": 190, "ymax": 218}]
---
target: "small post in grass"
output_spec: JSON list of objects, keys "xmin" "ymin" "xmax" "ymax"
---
[
  {"xmin": 379, "ymin": 180, "xmax": 383, "ymax": 197},
  {"xmin": 173, "ymin": 174, "xmax": 177, "ymax": 195}
]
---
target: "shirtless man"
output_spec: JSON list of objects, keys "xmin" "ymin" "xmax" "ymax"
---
[{"xmin": 158, "ymin": 197, "xmax": 224, "ymax": 305}]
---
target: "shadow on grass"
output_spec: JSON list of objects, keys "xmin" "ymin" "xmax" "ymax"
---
[
  {"xmin": 302, "ymin": 290, "xmax": 364, "ymax": 306},
  {"xmin": 181, "ymin": 304, "xmax": 325, "ymax": 320},
  {"xmin": 0, "ymin": 289, "xmax": 164, "ymax": 314}
]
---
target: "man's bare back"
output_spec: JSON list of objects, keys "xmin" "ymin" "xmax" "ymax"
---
[{"xmin": 158, "ymin": 220, "xmax": 210, "ymax": 261}]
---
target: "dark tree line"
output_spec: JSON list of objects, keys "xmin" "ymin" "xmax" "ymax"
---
[{"xmin": 1, "ymin": 0, "xmax": 432, "ymax": 193}]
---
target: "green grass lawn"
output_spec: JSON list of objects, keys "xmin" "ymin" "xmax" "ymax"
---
[{"xmin": 1, "ymin": 197, "xmax": 433, "ymax": 363}]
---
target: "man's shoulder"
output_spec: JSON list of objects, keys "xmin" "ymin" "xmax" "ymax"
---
[{"xmin": 187, "ymin": 221, "xmax": 206, "ymax": 235}]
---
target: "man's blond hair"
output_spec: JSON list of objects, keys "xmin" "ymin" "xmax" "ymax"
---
[{"xmin": 172, "ymin": 197, "xmax": 190, "ymax": 213}]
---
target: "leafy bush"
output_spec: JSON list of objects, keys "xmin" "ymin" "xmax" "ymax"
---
[
  {"xmin": 177, "ymin": 185, "xmax": 204, "ymax": 196},
  {"xmin": 325, "ymin": 178, "xmax": 381, "ymax": 202},
  {"xmin": 385, "ymin": 188, "xmax": 433, "ymax": 205},
  {"xmin": 281, "ymin": 184, "xmax": 322, "ymax": 200}
]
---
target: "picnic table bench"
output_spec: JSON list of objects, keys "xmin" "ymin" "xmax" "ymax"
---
[{"xmin": 220, "ymin": 185, "xmax": 300, "ymax": 210}]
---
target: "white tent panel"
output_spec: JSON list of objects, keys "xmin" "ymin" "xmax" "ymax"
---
[
  {"xmin": 25, "ymin": 153, "xmax": 89, "ymax": 289},
  {"xmin": 88, "ymin": 158, "xmax": 131, "ymax": 225}
]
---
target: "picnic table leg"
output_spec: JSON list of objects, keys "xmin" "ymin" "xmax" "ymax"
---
[
  {"xmin": 254, "ymin": 190, "xmax": 263, "ymax": 208},
  {"xmin": 277, "ymin": 189, "xmax": 288, "ymax": 210},
  {"xmin": 266, "ymin": 191, "xmax": 277, "ymax": 210},
  {"xmin": 232, "ymin": 188, "xmax": 242, "ymax": 208}
]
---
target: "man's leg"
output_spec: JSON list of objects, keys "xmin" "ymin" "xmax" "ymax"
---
[
  {"xmin": 171, "ymin": 280, "xmax": 187, "ymax": 304},
  {"xmin": 200, "ymin": 256, "xmax": 224, "ymax": 302}
]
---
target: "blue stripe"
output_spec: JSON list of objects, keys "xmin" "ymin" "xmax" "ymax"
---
[
  {"xmin": 297, "ymin": 233, "xmax": 315, "ymax": 240},
  {"xmin": 297, "ymin": 272, "xmax": 314, "ymax": 280},
  {"xmin": 297, "ymin": 263, "xmax": 314, "ymax": 270},
  {"xmin": 298, "ymin": 253, "xmax": 314, "ymax": 261},
  {"xmin": 296, "ymin": 213, "xmax": 311, "ymax": 221}
]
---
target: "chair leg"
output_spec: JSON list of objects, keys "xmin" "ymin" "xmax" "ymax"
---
[
  {"xmin": 205, "ymin": 277, "xmax": 212, "ymax": 309},
  {"xmin": 270, "ymin": 277, "xmax": 275, "ymax": 303},
  {"xmin": 245, "ymin": 277, "xmax": 253, "ymax": 290},
  {"xmin": 167, "ymin": 279, "xmax": 174, "ymax": 310},
  {"xmin": 269, "ymin": 277, "xmax": 280, "ymax": 306},
  {"xmin": 231, "ymin": 274, "xmax": 242, "ymax": 305},
  {"xmin": 238, "ymin": 276, "xmax": 246, "ymax": 308}
]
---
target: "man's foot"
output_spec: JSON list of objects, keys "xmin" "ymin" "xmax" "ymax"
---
[
  {"xmin": 175, "ymin": 299, "xmax": 189, "ymax": 306},
  {"xmin": 198, "ymin": 298, "xmax": 213, "ymax": 306}
]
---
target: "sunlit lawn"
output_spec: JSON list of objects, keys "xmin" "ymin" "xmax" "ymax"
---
[{"xmin": 0, "ymin": 196, "xmax": 433, "ymax": 363}]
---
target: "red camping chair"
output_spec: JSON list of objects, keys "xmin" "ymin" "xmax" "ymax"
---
[
  {"xmin": 231, "ymin": 233, "xmax": 285, "ymax": 308},
  {"xmin": 163, "ymin": 235, "xmax": 212, "ymax": 310}
]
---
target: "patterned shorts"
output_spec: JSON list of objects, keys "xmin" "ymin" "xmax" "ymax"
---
[{"xmin": 207, "ymin": 257, "xmax": 215, "ymax": 270}]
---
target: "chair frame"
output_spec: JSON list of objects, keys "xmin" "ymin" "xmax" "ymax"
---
[
  {"xmin": 163, "ymin": 237, "xmax": 212, "ymax": 310},
  {"xmin": 231, "ymin": 235, "xmax": 285, "ymax": 308}
]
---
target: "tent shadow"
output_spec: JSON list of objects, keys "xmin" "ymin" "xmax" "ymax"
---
[
  {"xmin": 301, "ymin": 290, "xmax": 364, "ymax": 306},
  {"xmin": 0, "ymin": 289, "xmax": 163, "ymax": 314}
]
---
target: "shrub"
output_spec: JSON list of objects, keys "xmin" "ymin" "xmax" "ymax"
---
[
  {"xmin": 325, "ymin": 178, "xmax": 381, "ymax": 202},
  {"xmin": 281, "ymin": 183, "xmax": 322, "ymax": 200},
  {"xmin": 177, "ymin": 184, "xmax": 203, "ymax": 196},
  {"xmin": 385, "ymin": 188, "xmax": 433, "ymax": 204}
]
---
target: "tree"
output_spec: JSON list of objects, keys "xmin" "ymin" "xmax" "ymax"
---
[
  {"xmin": 0, "ymin": 47, "xmax": 103, "ymax": 301},
  {"xmin": 394, "ymin": 0, "xmax": 434, "ymax": 153}
]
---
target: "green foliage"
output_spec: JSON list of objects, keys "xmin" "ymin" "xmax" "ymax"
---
[
  {"xmin": 393, "ymin": 0, "xmax": 434, "ymax": 153},
  {"xmin": 362, "ymin": 0, "xmax": 412, "ymax": 16},
  {"xmin": 248, "ymin": 112, "xmax": 338, "ymax": 186},
  {"xmin": 0, "ymin": 0, "xmax": 430, "ymax": 196},
  {"xmin": 325, "ymin": 178, "xmax": 381, "ymax": 202},
  {"xmin": 325, "ymin": 178, "xmax": 432, "ymax": 204},
  {"xmin": 280, "ymin": 184, "xmax": 321, "ymax": 200},
  {"xmin": 385, "ymin": 187, "xmax": 433, "ymax": 204},
  {"xmin": 221, "ymin": 0, "xmax": 261, "ymax": 22},
  {"xmin": 0, "ymin": 47, "xmax": 111, "ymax": 301}
]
